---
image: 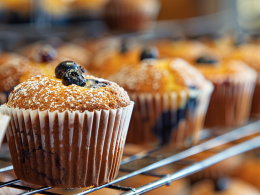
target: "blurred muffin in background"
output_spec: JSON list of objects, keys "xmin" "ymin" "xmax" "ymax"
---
[
  {"xmin": 71, "ymin": 0, "xmax": 109, "ymax": 20},
  {"xmin": 156, "ymin": 39, "xmax": 216, "ymax": 63},
  {"xmin": 0, "ymin": 52, "xmax": 22, "ymax": 66},
  {"xmin": 231, "ymin": 44, "xmax": 260, "ymax": 116},
  {"xmin": 18, "ymin": 39, "xmax": 90, "ymax": 69},
  {"xmin": 103, "ymin": 0, "xmax": 160, "ymax": 31},
  {"xmin": 90, "ymin": 39, "xmax": 140, "ymax": 78},
  {"xmin": 189, "ymin": 178, "xmax": 260, "ymax": 195},
  {"xmin": 110, "ymin": 48, "xmax": 213, "ymax": 147},
  {"xmin": 0, "ymin": 57, "xmax": 41, "ymax": 104},
  {"xmin": 193, "ymin": 58, "xmax": 256, "ymax": 127}
]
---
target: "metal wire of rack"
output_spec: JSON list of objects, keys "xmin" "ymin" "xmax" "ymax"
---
[{"xmin": 0, "ymin": 120, "xmax": 260, "ymax": 195}]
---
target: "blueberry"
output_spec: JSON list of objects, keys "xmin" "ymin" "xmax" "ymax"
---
[
  {"xmin": 33, "ymin": 44, "xmax": 57, "ymax": 63},
  {"xmin": 214, "ymin": 178, "xmax": 230, "ymax": 192},
  {"xmin": 120, "ymin": 42, "xmax": 128, "ymax": 53},
  {"xmin": 55, "ymin": 61, "xmax": 81, "ymax": 79},
  {"xmin": 140, "ymin": 47, "xmax": 158, "ymax": 61},
  {"xmin": 62, "ymin": 69, "xmax": 86, "ymax": 87},
  {"xmin": 196, "ymin": 56, "xmax": 217, "ymax": 64}
]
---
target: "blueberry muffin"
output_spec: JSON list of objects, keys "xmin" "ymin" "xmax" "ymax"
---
[
  {"xmin": 0, "ymin": 61, "xmax": 134, "ymax": 188},
  {"xmin": 231, "ymin": 44, "xmax": 260, "ymax": 116},
  {"xmin": 19, "ymin": 41, "xmax": 90, "ymax": 69},
  {"xmin": 110, "ymin": 48, "xmax": 213, "ymax": 147},
  {"xmin": 103, "ymin": 0, "xmax": 160, "ymax": 31},
  {"xmin": 193, "ymin": 58, "xmax": 257, "ymax": 127}
]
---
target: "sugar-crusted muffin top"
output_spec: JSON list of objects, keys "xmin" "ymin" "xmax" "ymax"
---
[
  {"xmin": 6, "ymin": 75, "xmax": 130, "ymax": 112},
  {"xmin": 109, "ymin": 58, "xmax": 206, "ymax": 94}
]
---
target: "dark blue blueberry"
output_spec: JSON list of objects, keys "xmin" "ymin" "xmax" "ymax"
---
[
  {"xmin": 214, "ymin": 178, "xmax": 230, "ymax": 192},
  {"xmin": 62, "ymin": 69, "xmax": 86, "ymax": 87},
  {"xmin": 153, "ymin": 96, "xmax": 198, "ymax": 145},
  {"xmin": 140, "ymin": 47, "xmax": 158, "ymax": 61},
  {"xmin": 196, "ymin": 56, "xmax": 217, "ymax": 64},
  {"xmin": 55, "ymin": 61, "xmax": 82, "ymax": 79},
  {"xmin": 34, "ymin": 44, "xmax": 57, "ymax": 63}
]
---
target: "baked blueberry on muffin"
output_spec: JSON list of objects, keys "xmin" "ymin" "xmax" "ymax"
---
[
  {"xmin": 0, "ymin": 60, "xmax": 134, "ymax": 188},
  {"xmin": 109, "ymin": 48, "xmax": 213, "ymax": 147}
]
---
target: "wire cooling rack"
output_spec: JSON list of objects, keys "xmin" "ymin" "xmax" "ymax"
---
[{"xmin": 0, "ymin": 120, "xmax": 260, "ymax": 195}]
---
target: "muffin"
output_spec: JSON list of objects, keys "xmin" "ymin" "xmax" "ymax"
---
[
  {"xmin": 189, "ymin": 178, "xmax": 260, "ymax": 195},
  {"xmin": 19, "ymin": 40, "xmax": 90, "ymax": 69},
  {"xmin": 193, "ymin": 58, "xmax": 257, "ymax": 127},
  {"xmin": 0, "ymin": 52, "xmax": 22, "ymax": 66},
  {"xmin": 0, "ymin": 57, "xmax": 42, "ymax": 104},
  {"xmin": 0, "ymin": 61, "xmax": 134, "ymax": 188},
  {"xmin": 90, "ymin": 40, "xmax": 140, "ymax": 78},
  {"xmin": 156, "ymin": 39, "xmax": 217, "ymax": 63},
  {"xmin": 110, "ymin": 49, "xmax": 213, "ymax": 147},
  {"xmin": 103, "ymin": 0, "xmax": 160, "ymax": 31},
  {"xmin": 231, "ymin": 44, "xmax": 260, "ymax": 116}
]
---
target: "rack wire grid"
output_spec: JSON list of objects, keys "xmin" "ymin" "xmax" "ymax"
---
[{"xmin": 0, "ymin": 119, "xmax": 260, "ymax": 195}]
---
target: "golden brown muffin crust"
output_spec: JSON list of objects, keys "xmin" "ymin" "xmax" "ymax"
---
[
  {"xmin": 109, "ymin": 58, "xmax": 206, "ymax": 94},
  {"xmin": 6, "ymin": 75, "xmax": 130, "ymax": 112}
]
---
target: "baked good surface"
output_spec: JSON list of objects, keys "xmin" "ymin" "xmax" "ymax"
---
[
  {"xmin": 109, "ymin": 58, "xmax": 206, "ymax": 94},
  {"xmin": 193, "ymin": 59, "xmax": 256, "ymax": 81},
  {"xmin": 0, "ymin": 57, "xmax": 42, "ymax": 91},
  {"xmin": 6, "ymin": 75, "xmax": 130, "ymax": 112}
]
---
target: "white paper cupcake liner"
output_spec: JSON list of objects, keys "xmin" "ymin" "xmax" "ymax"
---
[
  {"xmin": 204, "ymin": 75, "xmax": 257, "ymax": 127},
  {"xmin": 0, "ymin": 102, "xmax": 134, "ymax": 188},
  {"xmin": 126, "ymin": 81, "xmax": 213, "ymax": 148}
]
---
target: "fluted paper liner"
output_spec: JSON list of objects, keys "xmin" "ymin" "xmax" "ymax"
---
[
  {"xmin": 0, "ymin": 113, "xmax": 10, "ymax": 148},
  {"xmin": 126, "ymin": 81, "xmax": 213, "ymax": 148},
  {"xmin": 0, "ymin": 102, "xmax": 134, "ymax": 188},
  {"xmin": 204, "ymin": 74, "xmax": 257, "ymax": 127}
]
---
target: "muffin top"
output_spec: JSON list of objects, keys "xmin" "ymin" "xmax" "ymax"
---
[
  {"xmin": 156, "ymin": 40, "xmax": 217, "ymax": 63},
  {"xmin": 6, "ymin": 74, "xmax": 130, "ymax": 112},
  {"xmin": 90, "ymin": 45, "xmax": 141, "ymax": 77},
  {"xmin": 109, "ymin": 58, "xmax": 206, "ymax": 94},
  {"xmin": 193, "ymin": 59, "xmax": 257, "ymax": 81},
  {"xmin": 0, "ymin": 57, "xmax": 42, "ymax": 91},
  {"xmin": 231, "ymin": 44, "xmax": 260, "ymax": 72}
]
